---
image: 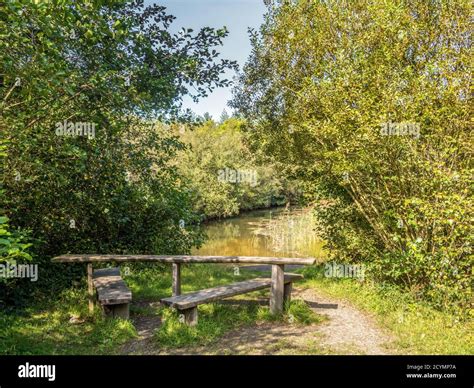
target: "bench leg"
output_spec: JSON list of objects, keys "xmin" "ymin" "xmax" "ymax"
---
[
  {"xmin": 179, "ymin": 307, "xmax": 198, "ymax": 326},
  {"xmin": 87, "ymin": 263, "xmax": 94, "ymax": 314},
  {"xmin": 172, "ymin": 263, "xmax": 181, "ymax": 296},
  {"xmin": 270, "ymin": 264, "xmax": 284, "ymax": 315},
  {"xmin": 283, "ymin": 282, "xmax": 292, "ymax": 307},
  {"xmin": 104, "ymin": 303, "xmax": 130, "ymax": 320}
]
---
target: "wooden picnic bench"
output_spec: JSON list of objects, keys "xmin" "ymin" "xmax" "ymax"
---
[{"xmin": 52, "ymin": 255, "xmax": 315, "ymax": 325}]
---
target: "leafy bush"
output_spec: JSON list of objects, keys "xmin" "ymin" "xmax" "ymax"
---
[
  {"xmin": 1, "ymin": 1, "xmax": 235, "ymax": 302},
  {"xmin": 232, "ymin": 0, "xmax": 473, "ymax": 315},
  {"xmin": 0, "ymin": 215, "xmax": 32, "ymax": 267},
  {"xmin": 0, "ymin": 139, "xmax": 34, "ymax": 306}
]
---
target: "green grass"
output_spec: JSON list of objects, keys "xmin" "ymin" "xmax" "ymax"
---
[
  {"xmin": 299, "ymin": 265, "xmax": 474, "ymax": 355},
  {"xmin": 0, "ymin": 288, "xmax": 136, "ymax": 355}
]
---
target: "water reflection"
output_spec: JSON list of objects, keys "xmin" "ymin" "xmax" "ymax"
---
[{"xmin": 193, "ymin": 208, "xmax": 325, "ymax": 258}]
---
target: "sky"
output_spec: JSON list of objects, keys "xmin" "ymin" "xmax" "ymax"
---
[{"xmin": 146, "ymin": 0, "xmax": 267, "ymax": 120}]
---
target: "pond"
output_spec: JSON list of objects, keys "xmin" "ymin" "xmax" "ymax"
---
[{"xmin": 193, "ymin": 207, "xmax": 326, "ymax": 259}]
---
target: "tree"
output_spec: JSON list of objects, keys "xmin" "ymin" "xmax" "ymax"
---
[
  {"xmin": 0, "ymin": 0, "xmax": 237, "ymax": 296},
  {"xmin": 219, "ymin": 109, "xmax": 230, "ymax": 123},
  {"xmin": 202, "ymin": 112, "xmax": 213, "ymax": 122},
  {"xmin": 232, "ymin": 0, "xmax": 473, "ymax": 314},
  {"xmin": 174, "ymin": 117, "xmax": 295, "ymax": 219}
]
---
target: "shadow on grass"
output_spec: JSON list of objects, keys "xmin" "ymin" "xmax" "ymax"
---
[
  {"xmin": 0, "ymin": 287, "xmax": 136, "ymax": 355},
  {"xmin": 305, "ymin": 301, "xmax": 339, "ymax": 309}
]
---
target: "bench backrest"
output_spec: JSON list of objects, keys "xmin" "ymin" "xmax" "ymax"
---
[{"xmin": 52, "ymin": 255, "xmax": 316, "ymax": 266}]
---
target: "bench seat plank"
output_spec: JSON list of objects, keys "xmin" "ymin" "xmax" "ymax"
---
[
  {"xmin": 161, "ymin": 273, "xmax": 303, "ymax": 310},
  {"xmin": 92, "ymin": 268, "xmax": 132, "ymax": 306}
]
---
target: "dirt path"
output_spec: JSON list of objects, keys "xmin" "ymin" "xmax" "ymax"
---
[
  {"xmin": 121, "ymin": 286, "xmax": 395, "ymax": 355},
  {"xmin": 293, "ymin": 287, "xmax": 394, "ymax": 355}
]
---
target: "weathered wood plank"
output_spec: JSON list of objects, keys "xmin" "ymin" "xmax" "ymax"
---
[
  {"xmin": 52, "ymin": 254, "xmax": 316, "ymax": 266},
  {"xmin": 270, "ymin": 264, "xmax": 284, "ymax": 315},
  {"xmin": 172, "ymin": 263, "xmax": 181, "ymax": 296},
  {"xmin": 180, "ymin": 307, "xmax": 198, "ymax": 326},
  {"xmin": 92, "ymin": 267, "xmax": 120, "ymax": 278},
  {"xmin": 104, "ymin": 303, "xmax": 130, "ymax": 320},
  {"xmin": 161, "ymin": 274, "xmax": 302, "ymax": 310},
  {"xmin": 92, "ymin": 268, "xmax": 132, "ymax": 305},
  {"xmin": 87, "ymin": 263, "xmax": 94, "ymax": 314}
]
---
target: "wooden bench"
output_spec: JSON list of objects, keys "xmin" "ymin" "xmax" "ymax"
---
[
  {"xmin": 52, "ymin": 255, "xmax": 316, "ymax": 321},
  {"xmin": 161, "ymin": 273, "xmax": 303, "ymax": 326},
  {"xmin": 92, "ymin": 267, "xmax": 132, "ymax": 320}
]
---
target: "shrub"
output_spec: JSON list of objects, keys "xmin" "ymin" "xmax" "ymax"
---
[
  {"xmin": 1, "ymin": 1, "xmax": 235, "ymax": 302},
  {"xmin": 232, "ymin": 0, "xmax": 473, "ymax": 315}
]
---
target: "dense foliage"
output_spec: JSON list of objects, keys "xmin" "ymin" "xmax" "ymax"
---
[
  {"xmin": 0, "ymin": 140, "xmax": 32, "ymax": 268},
  {"xmin": 232, "ymin": 0, "xmax": 473, "ymax": 315},
  {"xmin": 0, "ymin": 0, "xmax": 236, "ymax": 302},
  {"xmin": 175, "ymin": 118, "xmax": 299, "ymax": 219}
]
